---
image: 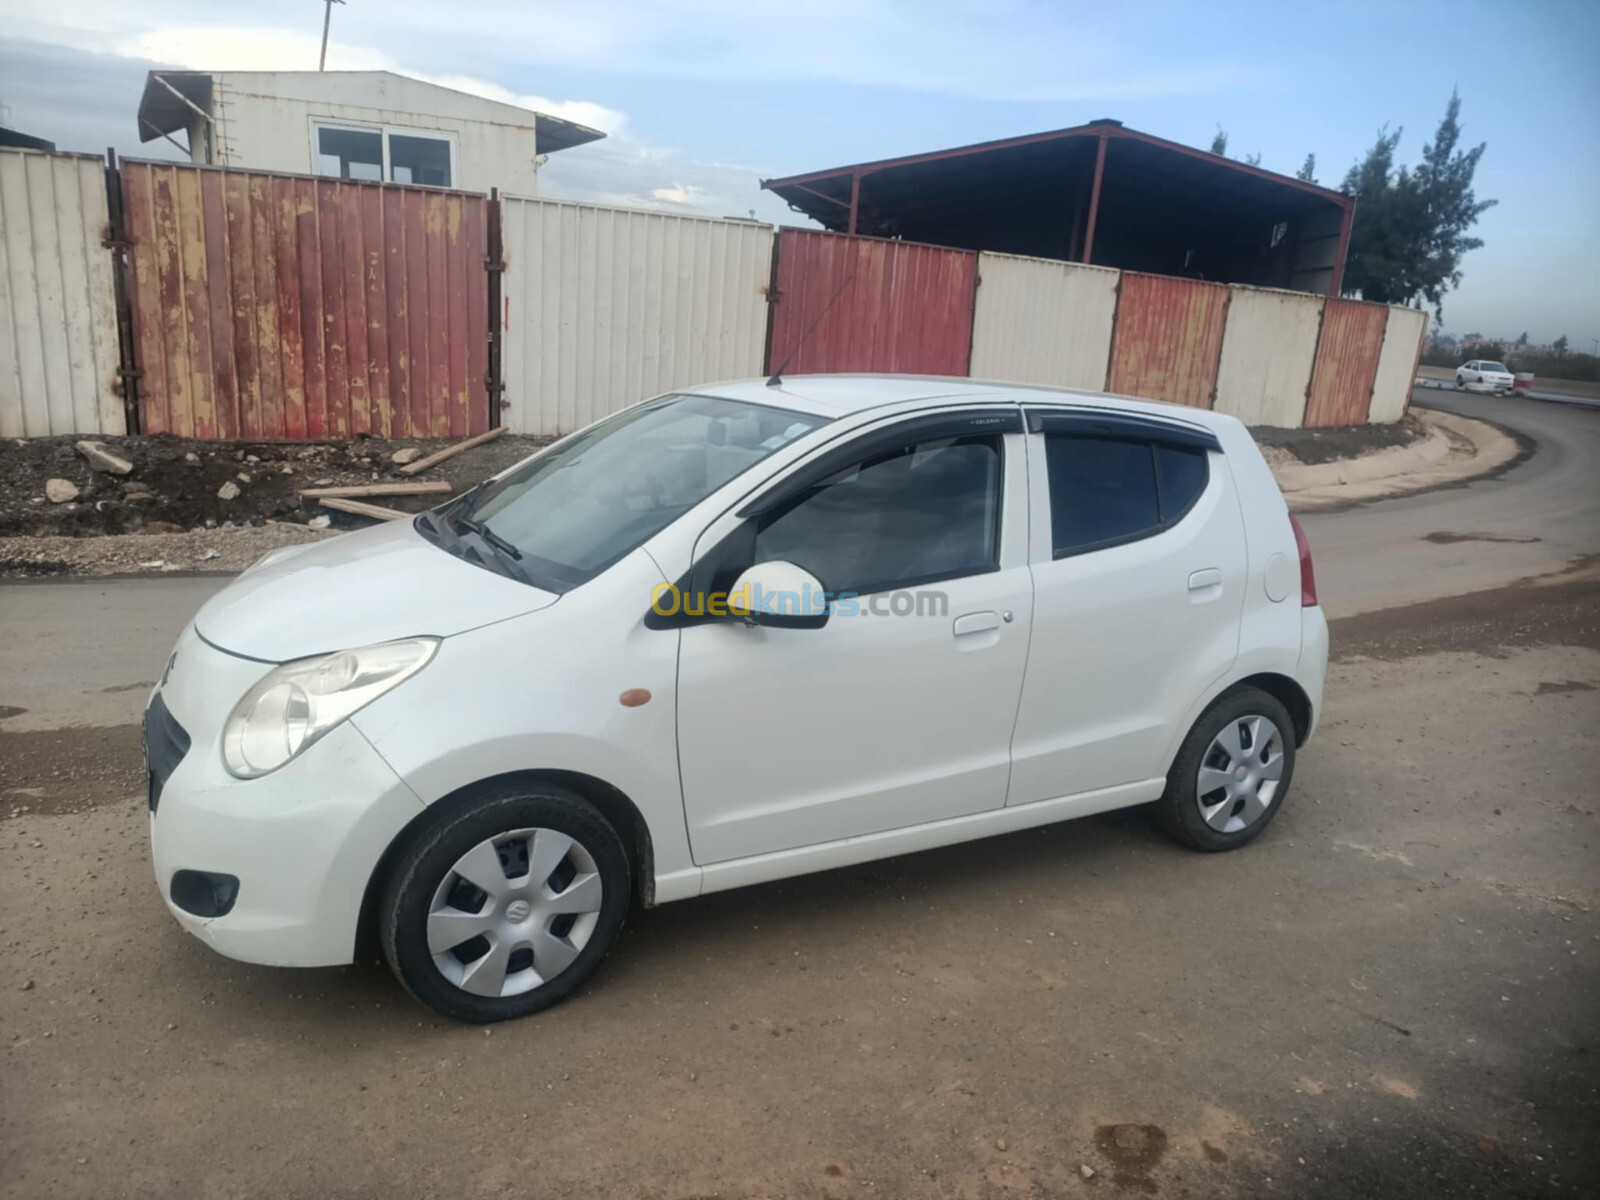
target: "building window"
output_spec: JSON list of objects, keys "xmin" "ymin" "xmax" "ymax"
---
[{"xmin": 312, "ymin": 122, "xmax": 454, "ymax": 187}]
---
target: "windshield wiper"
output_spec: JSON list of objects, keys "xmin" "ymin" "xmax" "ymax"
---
[{"xmin": 453, "ymin": 511, "xmax": 523, "ymax": 561}]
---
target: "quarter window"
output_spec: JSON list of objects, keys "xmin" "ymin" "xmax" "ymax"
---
[
  {"xmin": 752, "ymin": 435, "xmax": 1003, "ymax": 595},
  {"xmin": 1045, "ymin": 434, "xmax": 1210, "ymax": 557}
]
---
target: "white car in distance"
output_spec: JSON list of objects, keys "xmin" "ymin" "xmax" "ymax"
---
[
  {"xmin": 1455, "ymin": 359, "xmax": 1515, "ymax": 393},
  {"xmin": 145, "ymin": 376, "xmax": 1329, "ymax": 1022}
]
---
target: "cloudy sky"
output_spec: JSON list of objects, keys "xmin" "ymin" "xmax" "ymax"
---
[{"xmin": 2, "ymin": 0, "xmax": 1596, "ymax": 344}]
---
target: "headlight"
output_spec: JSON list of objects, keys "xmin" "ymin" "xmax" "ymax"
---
[{"xmin": 222, "ymin": 638, "xmax": 438, "ymax": 778}]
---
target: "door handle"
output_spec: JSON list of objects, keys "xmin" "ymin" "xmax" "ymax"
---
[
  {"xmin": 1187, "ymin": 568, "xmax": 1222, "ymax": 591},
  {"xmin": 952, "ymin": 611, "xmax": 1001, "ymax": 637}
]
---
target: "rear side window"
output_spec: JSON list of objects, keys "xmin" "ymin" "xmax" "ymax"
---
[{"xmin": 1045, "ymin": 435, "xmax": 1210, "ymax": 557}]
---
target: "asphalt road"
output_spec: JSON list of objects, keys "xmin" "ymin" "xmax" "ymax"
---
[{"xmin": 2, "ymin": 389, "xmax": 1598, "ymax": 1199}]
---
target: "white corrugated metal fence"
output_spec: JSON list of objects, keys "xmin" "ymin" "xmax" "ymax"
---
[
  {"xmin": 499, "ymin": 197, "xmax": 774, "ymax": 436},
  {"xmin": 1368, "ymin": 305, "xmax": 1428, "ymax": 424},
  {"xmin": 969, "ymin": 252, "xmax": 1118, "ymax": 390},
  {"xmin": 1213, "ymin": 286, "xmax": 1324, "ymax": 427},
  {"xmin": 0, "ymin": 150, "xmax": 124, "ymax": 436}
]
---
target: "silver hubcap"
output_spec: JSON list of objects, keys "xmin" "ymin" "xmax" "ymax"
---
[
  {"xmin": 427, "ymin": 828, "xmax": 604, "ymax": 998},
  {"xmin": 1196, "ymin": 714, "xmax": 1285, "ymax": 833}
]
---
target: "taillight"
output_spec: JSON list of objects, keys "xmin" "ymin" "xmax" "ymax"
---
[{"xmin": 1288, "ymin": 512, "xmax": 1318, "ymax": 607}]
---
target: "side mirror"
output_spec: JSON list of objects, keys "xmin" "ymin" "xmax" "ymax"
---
[{"xmin": 726, "ymin": 560, "xmax": 830, "ymax": 630}]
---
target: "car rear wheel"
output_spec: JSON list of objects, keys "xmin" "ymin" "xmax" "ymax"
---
[
  {"xmin": 1157, "ymin": 686, "xmax": 1296, "ymax": 852},
  {"xmin": 379, "ymin": 784, "xmax": 631, "ymax": 1022}
]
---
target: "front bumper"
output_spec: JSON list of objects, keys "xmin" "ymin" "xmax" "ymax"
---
[{"xmin": 148, "ymin": 626, "xmax": 424, "ymax": 967}]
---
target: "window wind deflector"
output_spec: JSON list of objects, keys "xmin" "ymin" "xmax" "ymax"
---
[
  {"xmin": 737, "ymin": 408, "xmax": 1024, "ymax": 519},
  {"xmin": 1025, "ymin": 409, "xmax": 1222, "ymax": 453}
]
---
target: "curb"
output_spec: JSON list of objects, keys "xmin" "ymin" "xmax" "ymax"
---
[{"xmin": 1276, "ymin": 409, "xmax": 1520, "ymax": 511}]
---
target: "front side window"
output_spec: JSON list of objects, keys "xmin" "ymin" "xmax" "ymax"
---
[
  {"xmin": 429, "ymin": 395, "xmax": 825, "ymax": 592},
  {"xmin": 751, "ymin": 434, "xmax": 1003, "ymax": 595},
  {"xmin": 1046, "ymin": 434, "xmax": 1210, "ymax": 557},
  {"xmin": 314, "ymin": 123, "xmax": 453, "ymax": 187}
]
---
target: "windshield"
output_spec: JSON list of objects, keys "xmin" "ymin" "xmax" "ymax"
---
[
  {"xmin": 1480, "ymin": 362, "xmax": 1509, "ymax": 373},
  {"xmin": 432, "ymin": 394, "xmax": 826, "ymax": 592}
]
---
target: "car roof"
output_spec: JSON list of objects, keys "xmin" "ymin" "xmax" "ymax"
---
[{"xmin": 688, "ymin": 374, "xmax": 1231, "ymax": 428}]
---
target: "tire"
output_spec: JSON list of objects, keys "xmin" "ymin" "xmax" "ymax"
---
[
  {"xmin": 1454, "ymin": 376, "xmax": 1465, "ymax": 389},
  {"xmin": 1157, "ymin": 687, "xmax": 1297, "ymax": 852},
  {"xmin": 379, "ymin": 784, "xmax": 631, "ymax": 1023}
]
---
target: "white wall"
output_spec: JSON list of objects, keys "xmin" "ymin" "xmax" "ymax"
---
[
  {"xmin": 1214, "ymin": 285, "xmax": 1324, "ymax": 427},
  {"xmin": 500, "ymin": 197, "xmax": 774, "ymax": 436},
  {"xmin": 969, "ymin": 253, "xmax": 1118, "ymax": 391},
  {"xmin": 1369, "ymin": 305, "xmax": 1427, "ymax": 423},
  {"xmin": 207, "ymin": 72, "xmax": 542, "ymax": 195},
  {"xmin": 0, "ymin": 150, "xmax": 124, "ymax": 437}
]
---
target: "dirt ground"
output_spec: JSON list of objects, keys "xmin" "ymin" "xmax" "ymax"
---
[
  {"xmin": 1, "ymin": 574, "xmax": 1596, "ymax": 1199},
  {"xmin": 0, "ymin": 430, "xmax": 550, "ymax": 540},
  {"xmin": 1251, "ymin": 413, "xmax": 1424, "ymax": 465}
]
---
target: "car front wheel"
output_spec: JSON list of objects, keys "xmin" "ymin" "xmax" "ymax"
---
[
  {"xmin": 1157, "ymin": 686, "xmax": 1297, "ymax": 852},
  {"xmin": 379, "ymin": 784, "xmax": 631, "ymax": 1022}
]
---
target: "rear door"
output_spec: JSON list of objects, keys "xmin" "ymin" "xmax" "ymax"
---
[{"xmin": 1007, "ymin": 409, "xmax": 1247, "ymax": 805}]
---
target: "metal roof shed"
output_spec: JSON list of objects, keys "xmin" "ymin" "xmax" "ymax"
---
[{"xmin": 763, "ymin": 120, "xmax": 1355, "ymax": 297}]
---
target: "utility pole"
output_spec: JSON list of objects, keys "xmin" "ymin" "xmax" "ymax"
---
[{"xmin": 319, "ymin": 0, "xmax": 346, "ymax": 71}]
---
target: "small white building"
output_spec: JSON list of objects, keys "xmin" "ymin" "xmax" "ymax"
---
[{"xmin": 135, "ymin": 70, "xmax": 604, "ymax": 195}]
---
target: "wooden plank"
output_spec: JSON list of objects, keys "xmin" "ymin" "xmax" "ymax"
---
[
  {"xmin": 299, "ymin": 481, "xmax": 452, "ymax": 498},
  {"xmin": 396, "ymin": 424, "xmax": 507, "ymax": 475},
  {"xmin": 319, "ymin": 496, "xmax": 410, "ymax": 521}
]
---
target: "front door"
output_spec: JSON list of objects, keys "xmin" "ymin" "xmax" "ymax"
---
[{"xmin": 674, "ymin": 415, "xmax": 1034, "ymax": 865}]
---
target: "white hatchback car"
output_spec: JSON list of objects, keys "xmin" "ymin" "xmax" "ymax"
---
[
  {"xmin": 147, "ymin": 376, "xmax": 1328, "ymax": 1022},
  {"xmin": 1455, "ymin": 359, "xmax": 1515, "ymax": 393}
]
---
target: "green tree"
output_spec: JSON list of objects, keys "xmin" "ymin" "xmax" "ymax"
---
[
  {"xmin": 1553, "ymin": 334, "xmax": 1569, "ymax": 356},
  {"xmin": 1339, "ymin": 91, "xmax": 1496, "ymax": 318},
  {"xmin": 1210, "ymin": 127, "xmax": 1228, "ymax": 156},
  {"xmin": 1296, "ymin": 153, "xmax": 1318, "ymax": 184},
  {"xmin": 1516, "ymin": 331, "xmax": 1528, "ymax": 346},
  {"xmin": 1243, "ymin": 151, "xmax": 1263, "ymax": 167}
]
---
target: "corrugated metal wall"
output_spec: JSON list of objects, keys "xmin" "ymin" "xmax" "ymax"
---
[
  {"xmin": 969, "ymin": 253, "xmax": 1118, "ymax": 390},
  {"xmin": 121, "ymin": 160, "xmax": 489, "ymax": 440},
  {"xmin": 0, "ymin": 150, "xmax": 124, "ymax": 436},
  {"xmin": 768, "ymin": 230, "xmax": 976, "ymax": 376},
  {"xmin": 499, "ymin": 197, "xmax": 773, "ymax": 436},
  {"xmin": 1368, "ymin": 305, "xmax": 1427, "ymax": 424},
  {"xmin": 1213, "ymin": 286, "xmax": 1324, "ymax": 427},
  {"xmin": 1304, "ymin": 298, "xmax": 1388, "ymax": 427},
  {"xmin": 1106, "ymin": 273, "xmax": 1230, "ymax": 409}
]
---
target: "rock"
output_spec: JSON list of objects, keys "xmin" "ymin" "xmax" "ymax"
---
[
  {"xmin": 995, "ymin": 1139, "xmax": 1008, "ymax": 1152},
  {"xmin": 279, "ymin": 464, "xmax": 294, "ymax": 475},
  {"xmin": 45, "ymin": 478, "xmax": 80, "ymax": 503},
  {"xmin": 313, "ymin": 477, "xmax": 333, "ymax": 486},
  {"xmin": 199, "ymin": 549, "xmax": 221, "ymax": 561},
  {"xmin": 236, "ymin": 472, "xmax": 252, "ymax": 484},
  {"xmin": 138, "ymin": 561, "xmax": 165, "ymax": 569},
  {"xmin": 1080, "ymin": 1165, "xmax": 1096, "ymax": 1180},
  {"xmin": 216, "ymin": 480, "xmax": 241, "ymax": 501},
  {"xmin": 307, "ymin": 514, "xmax": 332, "ymax": 530},
  {"xmin": 76, "ymin": 440, "xmax": 134, "ymax": 475},
  {"xmin": 144, "ymin": 520, "xmax": 185, "ymax": 534},
  {"xmin": 184, "ymin": 452, "xmax": 201, "ymax": 465},
  {"xmin": 245, "ymin": 454, "xmax": 260, "ymax": 463},
  {"xmin": 391, "ymin": 447, "xmax": 423, "ymax": 465},
  {"xmin": 122, "ymin": 481, "xmax": 152, "ymax": 495},
  {"xmin": 21, "ymin": 979, "xmax": 34, "ymax": 991},
  {"xmin": 124, "ymin": 491, "xmax": 157, "ymax": 503}
]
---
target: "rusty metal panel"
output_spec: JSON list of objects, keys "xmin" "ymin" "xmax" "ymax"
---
[
  {"xmin": 499, "ymin": 197, "xmax": 775, "ymax": 436},
  {"xmin": 768, "ymin": 230, "xmax": 976, "ymax": 376},
  {"xmin": 0, "ymin": 149, "xmax": 124, "ymax": 436},
  {"xmin": 1304, "ymin": 298, "xmax": 1387, "ymax": 427},
  {"xmin": 121, "ymin": 160, "xmax": 488, "ymax": 440},
  {"xmin": 1107, "ymin": 273, "xmax": 1230, "ymax": 409},
  {"xmin": 969, "ymin": 252, "xmax": 1118, "ymax": 390},
  {"xmin": 1368, "ymin": 305, "xmax": 1427, "ymax": 423},
  {"xmin": 1213, "ymin": 285, "xmax": 1324, "ymax": 427}
]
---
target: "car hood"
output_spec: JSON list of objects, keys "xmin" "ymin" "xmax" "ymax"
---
[{"xmin": 194, "ymin": 519, "xmax": 559, "ymax": 662}]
